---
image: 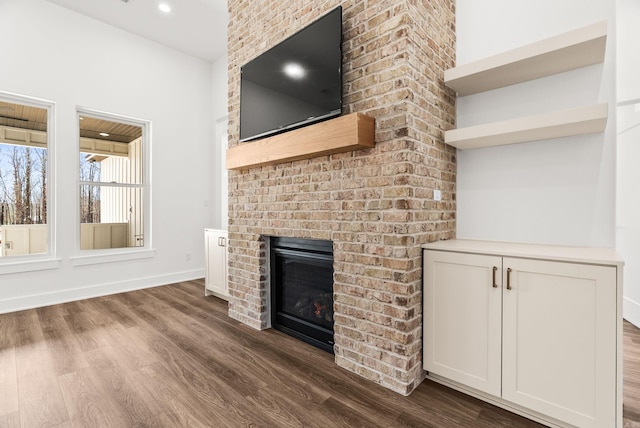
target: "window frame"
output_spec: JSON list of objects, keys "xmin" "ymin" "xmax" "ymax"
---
[
  {"xmin": 71, "ymin": 107, "xmax": 153, "ymax": 266},
  {"xmin": 0, "ymin": 90, "xmax": 59, "ymax": 274}
]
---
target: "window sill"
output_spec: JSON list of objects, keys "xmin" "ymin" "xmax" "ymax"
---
[
  {"xmin": 0, "ymin": 258, "xmax": 62, "ymax": 275},
  {"xmin": 70, "ymin": 248, "xmax": 156, "ymax": 267}
]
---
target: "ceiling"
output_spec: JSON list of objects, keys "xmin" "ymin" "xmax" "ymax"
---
[
  {"xmin": 45, "ymin": 0, "xmax": 228, "ymax": 63},
  {"xmin": 79, "ymin": 116, "xmax": 142, "ymax": 143},
  {"xmin": 0, "ymin": 101, "xmax": 141, "ymax": 144},
  {"xmin": 0, "ymin": 102, "xmax": 47, "ymax": 133}
]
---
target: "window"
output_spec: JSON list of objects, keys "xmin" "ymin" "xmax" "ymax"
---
[
  {"xmin": 77, "ymin": 109, "xmax": 149, "ymax": 253},
  {"xmin": 0, "ymin": 92, "xmax": 53, "ymax": 262}
]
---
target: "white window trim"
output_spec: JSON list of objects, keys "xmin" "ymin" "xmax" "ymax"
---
[
  {"xmin": 0, "ymin": 257, "xmax": 61, "ymax": 274},
  {"xmin": 0, "ymin": 91, "xmax": 58, "ymax": 274},
  {"xmin": 75, "ymin": 107, "xmax": 152, "ymax": 265},
  {"xmin": 70, "ymin": 248, "xmax": 155, "ymax": 266}
]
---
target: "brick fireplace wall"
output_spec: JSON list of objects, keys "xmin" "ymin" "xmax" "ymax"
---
[{"xmin": 227, "ymin": 0, "xmax": 456, "ymax": 395}]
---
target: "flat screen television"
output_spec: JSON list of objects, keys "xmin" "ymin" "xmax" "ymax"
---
[{"xmin": 239, "ymin": 7, "xmax": 343, "ymax": 142}]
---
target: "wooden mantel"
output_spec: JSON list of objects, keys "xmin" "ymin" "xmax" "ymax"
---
[{"xmin": 226, "ymin": 113, "xmax": 375, "ymax": 170}]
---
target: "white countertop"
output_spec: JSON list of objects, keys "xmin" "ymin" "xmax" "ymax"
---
[{"xmin": 422, "ymin": 239, "xmax": 624, "ymax": 267}]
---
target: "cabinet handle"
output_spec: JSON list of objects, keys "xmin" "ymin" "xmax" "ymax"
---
[
  {"xmin": 506, "ymin": 267, "xmax": 512, "ymax": 290},
  {"xmin": 219, "ymin": 237, "xmax": 226, "ymax": 247},
  {"xmin": 492, "ymin": 266, "xmax": 498, "ymax": 288}
]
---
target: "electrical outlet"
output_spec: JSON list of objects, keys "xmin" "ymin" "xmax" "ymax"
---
[
  {"xmin": 434, "ymin": 189, "xmax": 442, "ymax": 201},
  {"xmin": 185, "ymin": 253, "xmax": 191, "ymax": 261}
]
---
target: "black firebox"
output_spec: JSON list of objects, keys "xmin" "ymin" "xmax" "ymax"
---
[{"xmin": 270, "ymin": 237, "xmax": 334, "ymax": 354}]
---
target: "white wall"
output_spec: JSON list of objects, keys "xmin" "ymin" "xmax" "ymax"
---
[
  {"xmin": 212, "ymin": 55, "xmax": 229, "ymax": 121},
  {"xmin": 616, "ymin": 0, "xmax": 640, "ymax": 325},
  {"xmin": 455, "ymin": 0, "xmax": 617, "ymax": 247},
  {"xmin": 210, "ymin": 54, "xmax": 228, "ymax": 230},
  {"xmin": 0, "ymin": 0, "xmax": 213, "ymax": 312},
  {"xmin": 617, "ymin": 0, "xmax": 640, "ymax": 103}
]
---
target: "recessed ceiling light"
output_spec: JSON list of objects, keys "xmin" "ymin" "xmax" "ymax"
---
[
  {"xmin": 99, "ymin": 132, "xmax": 110, "ymax": 137},
  {"xmin": 158, "ymin": 3, "xmax": 171, "ymax": 13}
]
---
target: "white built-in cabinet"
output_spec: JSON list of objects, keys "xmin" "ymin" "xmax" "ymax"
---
[
  {"xmin": 204, "ymin": 229, "xmax": 228, "ymax": 300},
  {"xmin": 423, "ymin": 250, "xmax": 503, "ymax": 396},
  {"xmin": 423, "ymin": 239, "xmax": 623, "ymax": 428},
  {"xmin": 430, "ymin": 21, "xmax": 619, "ymax": 426},
  {"xmin": 444, "ymin": 21, "xmax": 608, "ymax": 150}
]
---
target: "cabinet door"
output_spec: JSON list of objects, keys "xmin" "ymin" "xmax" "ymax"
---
[
  {"xmin": 502, "ymin": 258, "xmax": 616, "ymax": 428},
  {"xmin": 423, "ymin": 250, "xmax": 502, "ymax": 396},
  {"xmin": 205, "ymin": 230, "xmax": 228, "ymax": 298}
]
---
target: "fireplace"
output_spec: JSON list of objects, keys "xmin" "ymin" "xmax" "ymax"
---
[
  {"xmin": 270, "ymin": 236, "xmax": 334, "ymax": 354},
  {"xmin": 227, "ymin": 0, "xmax": 456, "ymax": 395}
]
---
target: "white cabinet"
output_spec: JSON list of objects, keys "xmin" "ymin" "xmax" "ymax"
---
[
  {"xmin": 502, "ymin": 257, "xmax": 616, "ymax": 427},
  {"xmin": 423, "ymin": 240, "xmax": 623, "ymax": 428},
  {"xmin": 205, "ymin": 229, "xmax": 228, "ymax": 300},
  {"xmin": 423, "ymin": 251, "xmax": 502, "ymax": 396}
]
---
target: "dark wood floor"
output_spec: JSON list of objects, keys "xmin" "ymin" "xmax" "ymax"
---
[{"xmin": 0, "ymin": 280, "xmax": 638, "ymax": 427}]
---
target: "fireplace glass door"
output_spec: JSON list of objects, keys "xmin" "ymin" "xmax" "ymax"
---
[{"xmin": 270, "ymin": 237, "xmax": 334, "ymax": 353}]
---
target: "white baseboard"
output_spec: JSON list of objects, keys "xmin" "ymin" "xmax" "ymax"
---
[
  {"xmin": 624, "ymin": 296, "xmax": 640, "ymax": 328},
  {"xmin": 0, "ymin": 269, "xmax": 205, "ymax": 314}
]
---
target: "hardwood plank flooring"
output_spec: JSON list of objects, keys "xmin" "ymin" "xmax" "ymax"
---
[
  {"xmin": 0, "ymin": 279, "xmax": 639, "ymax": 427},
  {"xmin": 0, "ymin": 312, "xmax": 18, "ymax": 418},
  {"xmin": 12, "ymin": 310, "xmax": 69, "ymax": 427},
  {"xmin": 624, "ymin": 320, "xmax": 640, "ymax": 427}
]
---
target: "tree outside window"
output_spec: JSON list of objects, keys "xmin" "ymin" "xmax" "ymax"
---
[{"xmin": 0, "ymin": 98, "xmax": 50, "ymax": 258}]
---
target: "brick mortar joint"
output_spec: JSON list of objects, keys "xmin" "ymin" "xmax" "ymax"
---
[{"xmin": 227, "ymin": 0, "xmax": 456, "ymax": 396}]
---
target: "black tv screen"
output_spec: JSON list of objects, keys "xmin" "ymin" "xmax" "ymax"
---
[{"xmin": 239, "ymin": 7, "xmax": 342, "ymax": 142}]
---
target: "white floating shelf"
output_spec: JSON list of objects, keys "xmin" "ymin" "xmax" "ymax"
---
[
  {"xmin": 445, "ymin": 103, "xmax": 608, "ymax": 150},
  {"xmin": 445, "ymin": 21, "xmax": 607, "ymax": 96}
]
